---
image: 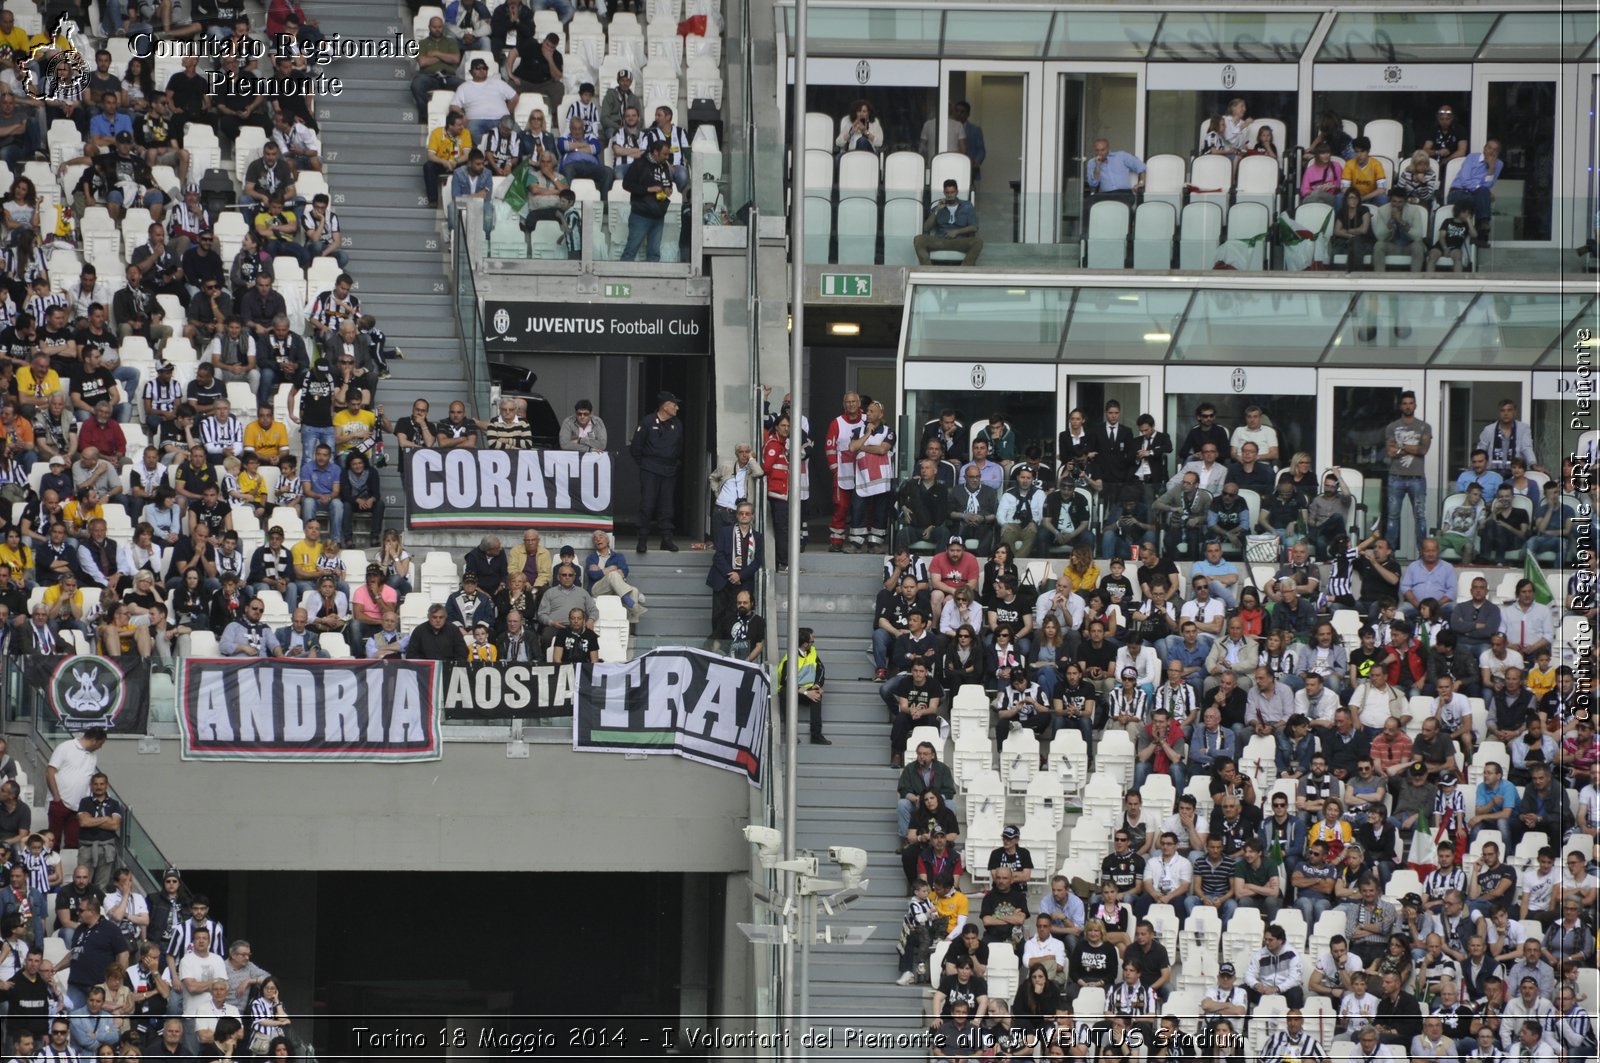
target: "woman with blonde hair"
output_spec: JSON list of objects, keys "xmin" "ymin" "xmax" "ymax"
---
[{"xmin": 1394, "ymin": 149, "xmax": 1439, "ymax": 204}]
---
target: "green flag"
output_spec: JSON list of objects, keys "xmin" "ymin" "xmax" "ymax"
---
[{"xmin": 1523, "ymin": 552, "xmax": 1554, "ymax": 605}]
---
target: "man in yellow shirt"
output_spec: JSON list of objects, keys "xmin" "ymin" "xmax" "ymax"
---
[
  {"xmin": 244, "ymin": 406, "xmax": 289, "ymax": 462},
  {"xmin": 17, "ymin": 353, "xmax": 64, "ymax": 414},
  {"xmin": 424, "ymin": 111, "xmax": 471, "ymax": 208},
  {"xmin": 41, "ymin": 574, "xmax": 87, "ymax": 629},
  {"xmin": 290, "ymin": 518, "xmax": 327, "ymax": 603},
  {"xmin": 1342, "ymin": 136, "xmax": 1388, "ymax": 204},
  {"xmin": 0, "ymin": 10, "xmax": 33, "ymax": 61},
  {"xmin": 332, "ymin": 393, "xmax": 376, "ymax": 460}
]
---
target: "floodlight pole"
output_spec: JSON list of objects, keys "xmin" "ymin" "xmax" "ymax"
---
[{"xmin": 783, "ymin": 0, "xmax": 809, "ymax": 1054}]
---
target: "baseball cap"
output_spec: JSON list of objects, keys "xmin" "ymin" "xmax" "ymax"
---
[
  {"xmin": 618, "ymin": 69, "xmax": 632, "ymax": 79},
  {"xmin": 655, "ymin": 390, "xmax": 681, "ymax": 405},
  {"xmin": 1438, "ymin": 770, "xmax": 1458, "ymax": 785},
  {"xmin": 157, "ymin": 361, "xmax": 175, "ymax": 373},
  {"xmin": 1219, "ymin": 962, "xmax": 1236, "ymax": 976},
  {"xmin": 462, "ymin": 571, "xmax": 478, "ymax": 582},
  {"xmin": 1002, "ymin": 825, "xmax": 1020, "ymax": 840},
  {"xmin": 948, "ymin": 535, "xmax": 962, "ymax": 545},
  {"xmin": 1403, "ymin": 892, "xmax": 1423, "ymax": 907},
  {"xmin": 48, "ymin": 455, "xmax": 66, "ymax": 467},
  {"xmin": 115, "ymin": 130, "xmax": 133, "ymax": 143},
  {"xmin": 1409, "ymin": 762, "xmax": 1428, "ymax": 776},
  {"xmin": 1120, "ymin": 666, "xmax": 1138, "ymax": 679},
  {"xmin": 470, "ymin": 58, "xmax": 488, "ymax": 69}
]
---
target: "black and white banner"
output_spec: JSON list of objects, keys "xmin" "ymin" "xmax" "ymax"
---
[
  {"xmin": 572, "ymin": 647, "xmax": 768, "ymax": 785},
  {"xmin": 27, "ymin": 655, "xmax": 151, "ymax": 734},
  {"xmin": 176, "ymin": 659, "xmax": 441, "ymax": 762},
  {"xmin": 441, "ymin": 662, "xmax": 576, "ymax": 720},
  {"xmin": 404, "ymin": 447, "xmax": 613, "ymax": 531}
]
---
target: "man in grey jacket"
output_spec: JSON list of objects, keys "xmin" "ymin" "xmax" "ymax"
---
[
  {"xmin": 558, "ymin": 399, "xmax": 607, "ymax": 454},
  {"xmin": 1151, "ymin": 471, "xmax": 1211, "ymax": 559}
]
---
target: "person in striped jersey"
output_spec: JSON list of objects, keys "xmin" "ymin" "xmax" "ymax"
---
[{"xmin": 1262, "ymin": 1009, "xmax": 1328, "ymax": 1063}]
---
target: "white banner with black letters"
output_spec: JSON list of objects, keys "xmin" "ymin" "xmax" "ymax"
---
[
  {"xmin": 442, "ymin": 662, "xmax": 576, "ymax": 720},
  {"xmin": 572, "ymin": 647, "xmax": 768, "ymax": 785},
  {"xmin": 177, "ymin": 659, "xmax": 442, "ymax": 762},
  {"xmin": 404, "ymin": 447, "xmax": 613, "ymax": 530}
]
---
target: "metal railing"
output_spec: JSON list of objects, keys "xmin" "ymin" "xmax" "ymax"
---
[
  {"xmin": 450, "ymin": 212, "xmax": 492, "ymax": 416},
  {"xmin": 15, "ymin": 662, "xmax": 171, "ymax": 898}
]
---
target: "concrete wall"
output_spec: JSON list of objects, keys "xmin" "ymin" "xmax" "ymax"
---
[{"xmin": 99, "ymin": 737, "xmax": 752, "ymax": 873}]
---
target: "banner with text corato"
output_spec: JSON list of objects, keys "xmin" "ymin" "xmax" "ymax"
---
[
  {"xmin": 441, "ymin": 661, "xmax": 576, "ymax": 720},
  {"xmin": 403, "ymin": 447, "xmax": 613, "ymax": 530},
  {"xmin": 176, "ymin": 658, "xmax": 441, "ymax": 762},
  {"xmin": 572, "ymin": 647, "xmax": 768, "ymax": 785},
  {"xmin": 26, "ymin": 655, "xmax": 150, "ymax": 734}
]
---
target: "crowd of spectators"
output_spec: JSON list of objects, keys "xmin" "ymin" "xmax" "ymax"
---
[
  {"xmin": 417, "ymin": 0, "xmax": 711, "ymax": 261},
  {"xmin": 2, "ymin": 727, "xmax": 301, "ymax": 1059},
  {"xmin": 864, "ymin": 394, "xmax": 1596, "ymax": 1057}
]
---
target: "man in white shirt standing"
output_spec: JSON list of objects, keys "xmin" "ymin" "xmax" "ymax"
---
[
  {"xmin": 178, "ymin": 926, "xmax": 227, "ymax": 1015},
  {"xmin": 46, "ymin": 728, "xmax": 105, "ymax": 851},
  {"xmin": 708, "ymin": 443, "xmax": 764, "ymax": 535}
]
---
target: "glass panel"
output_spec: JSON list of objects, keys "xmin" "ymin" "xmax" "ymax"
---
[
  {"xmin": 1323, "ymin": 291, "xmax": 1478, "ymax": 365},
  {"xmin": 1151, "ymin": 12, "xmax": 1321, "ymax": 62},
  {"xmin": 1316, "ymin": 13, "xmax": 1499, "ymax": 61},
  {"xmin": 1310, "ymin": 92, "xmax": 1469, "ymax": 164},
  {"xmin": 1485, "ymin": 81, "xmax": 1556, "ymax": 242},
  {"xmin": 1146, "ymin": 90, "xmax": 1297, "ymax": 163},
  {"xmin": 942, "ymin": 11, "xmax": 1054, "ymax": 59},
  {"xmin": 1437, "ymin": 379, "xmax": 1525, "ymax": 481},
  {"xmin": 907, "ymin": 386, "xmax": 1058, "ymax": 469},
  {"xmin": 1529, "ymin": 398, "xmax": 1564, "ymax": 482},
  {"xmin": 1331, "ymin": 384, "xmax": 1407, "ymax": 482},
  {"xmin": 948, "ymin": 71, "xmax": 1027, "ymax": 244},
  {"xmin": 806, "ymin": 86, "xmax": 938, "ymax": 166},
  {"xmin": 1062, "ymin": 289, "xmax": 1190, "ymax": 362},
  {"xmin": 1170, "ymin": 290, "xmax": 1350, "ymax": 362},
  {"xmin": 1059, "ymin": 74, "xmax": 1141, "ymax": 242},
  {"xmin": 1048, "ymin": 12, "xmax": 1160, "ymax": 60},
  {"xmin": 1163, "ymin": 394, "xmax": 1318, "ymax": 468},
  {"xmin": 786, "ymin": 7, "xmax": 944, "ymax": 56},
  {"xmin": 1476, "ymin": 13, "xmax": 1596, "ymax": 61},
  {"xmin": 905, "ymin": 286, "xmax": 1071, "ymax": 360},
  {"xmin": 1433, "ymin": 293, "xmax": 1589, "ymax": 365}
]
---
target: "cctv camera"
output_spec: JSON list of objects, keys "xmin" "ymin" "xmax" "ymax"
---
[
  {"xmin": 743, "ymin": 825, "xmax": 784, "ymax": 861},
  {"xmin": 828, "ymin": 845, "xmax": 869, "ymax": 886}
]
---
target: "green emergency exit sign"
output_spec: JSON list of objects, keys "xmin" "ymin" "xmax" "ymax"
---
[
  {"xmin": 604, "ymin": 283, "xmax": 632, "ymax": 298},
  {"xmin": 821, "ymin": 273, "xmax": 872, "ymax": 298}
]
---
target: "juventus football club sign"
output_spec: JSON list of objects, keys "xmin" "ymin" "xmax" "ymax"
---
[{"xmin": 571, "ymin": 647, "xmax": 769, "ymax": 784}]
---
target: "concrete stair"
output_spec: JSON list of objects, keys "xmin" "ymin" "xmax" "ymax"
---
[
  {"xmin": 313, "ymin": 0, "xmax": 471, "ymax": 420},
  {"xmin": 784, "ymin": 552, "xmax": 929, "ymax": 1056}
]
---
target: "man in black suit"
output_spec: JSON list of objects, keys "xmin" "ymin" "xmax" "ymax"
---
[
  {"xmin": 706, "ymin": 499, "xmax": 762, "ymax": 639},
  {"xmin": 1087, "ymin": 399, "xmax": 1136, "ymax": 490}
]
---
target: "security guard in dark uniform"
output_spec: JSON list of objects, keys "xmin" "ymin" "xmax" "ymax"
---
[{"xmin": 629, "ymin": 391, "xmax": 684, "ymax": 553}]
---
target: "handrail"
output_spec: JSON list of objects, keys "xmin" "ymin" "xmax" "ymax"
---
[
  {"xmin": 17, "ymin": 660, "xmax": 167, "ymax": 898},
  {"xmin": 450, "ymin": 212, "xmax": 491, "ymax": 416}
]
